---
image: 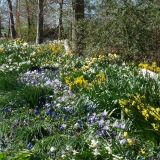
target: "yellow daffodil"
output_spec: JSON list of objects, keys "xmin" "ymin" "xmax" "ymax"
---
[
  {"xmin": 123, "ymin": 132, "xmax": 128, "ymax": 137},
  {"xmin": 127, "ymin": 139, "xmax": 133, "ymax": 145}
]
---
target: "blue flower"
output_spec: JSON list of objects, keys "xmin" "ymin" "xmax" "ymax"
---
[
  {"xmin": 51, "ymin": 112, "xmax": 57, "ymax": 119},
  {"xmin": 11, "ymin": 132, "xmax": 16, "ymax": 135},
  {"xmin": 27, "ymin": 142, "xmax": 33, "ymax": 150},
  {"xmin": 119, "ymin": 139, "xmax": 126, "ymax": 145},
  {"xmin": 59, "ymin": 124, "xmax": 66, "ymax": 131},
  {"xmin": 64, "ymin": 115, "xmax": 68, "ymax": 121},
  {"xmin": 140, "ymin": 156, "xmax": 145, "ymax": 160},
  {"xmin": 46, "ymin": 108, "xmax": 52, "ymax": 115},
  {"xmin": 88, "ymin": 105, "xmax": 94, "ymax": 110},
  {"xmin": 68, "ymin": 130, "xmax": 74, "ymax": 136},
  {"xmin": 34, "ymin": 109, "xmax": 39, "ymax": 115},
  {"xmin": 103, "ymin": 126, "xmax": 109, "ymax": 131},
  {"xmin": 125, "ymin": 150, "xmax": 129, "ymax": 156}
]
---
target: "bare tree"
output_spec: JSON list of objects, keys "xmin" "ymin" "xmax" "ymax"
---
[
  {"xmin": 7, "ymin": 0, "xmax": 16, "ymax": 38},
  {"xmin": 36, "ymin": 0, "xmax": 44, "ymax": 44}
]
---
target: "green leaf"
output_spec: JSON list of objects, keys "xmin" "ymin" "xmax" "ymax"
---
[
  {"xmin": 12, "ymin": 149, "xmax": 32, "ymax": 160},
  {"xmin": 0, "ymin": 151, "xmax": 8, "ymax": 160}
]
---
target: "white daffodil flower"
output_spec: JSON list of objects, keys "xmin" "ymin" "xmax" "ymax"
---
[
  {"xmin": 90, "ymin": 139, "xmax": 99, "ymax": 148},
  {"xmin": 50, "ymin": 147, "xmax": 55, "ymax": 152},
  {"xmin": 93, "ymin": 148, "xmax": 100, "ymax": 156}
]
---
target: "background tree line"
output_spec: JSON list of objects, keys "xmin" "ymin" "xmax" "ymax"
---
[{"xmin": 0, "ymin": 0, "xmax": 160, "ymax": 60}]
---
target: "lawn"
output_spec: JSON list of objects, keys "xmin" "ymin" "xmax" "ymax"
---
[{"xmin": 0, "ymin": 39, "xmax": 160, "ymax": 160}]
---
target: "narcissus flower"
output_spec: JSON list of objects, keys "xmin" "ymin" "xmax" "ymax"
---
[
  {"xmin": 123, "ymin": 132, "xmax": 128, "ymax": 137},
  {"xmin": 93, "ymin": 148, "xmax": 100, "ymax": 156},
  {"xmin": 90, "ymin": 139, "xmax": 99, "ymax": 148}
]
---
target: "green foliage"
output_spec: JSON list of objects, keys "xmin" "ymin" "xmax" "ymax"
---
[
  {"xmin": 0, "ymin": 41, "xmax": 159, "ymax": 160},
  {"xmin": 0, "ymin": 151, "xmax": 8, "ymax": 160},
  {"xmin": 84, "ymin": 0, "xmax": 160, "ymax": 60},
  {"xmin": 0, "ymin": 72, "xmax": 21, "ymax": 91},
  {"xmin": 11, "ymin": 150, "xmax": 39, "ymax": 160},
  {"xmin": 17, "ymin": 25, "xmax": 37, "ymax": 42}
]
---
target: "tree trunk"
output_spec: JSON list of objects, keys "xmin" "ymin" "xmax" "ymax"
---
[
  {"xmin": 58, "ymin": 0, "xmax": 64, "ymax": 40},
  {"xmin": 7, "ymin": 0, "xmax": 16, "ymax": 39},
  {"xmin": 25, "ymin": 0, "xmax": 31, "ymax": 38},
  {"xmin": 15, "ymin": 0, "xmax": 20, "ymax": 31},
  {"xmin": 36, "ymin": 0, "xmax": 44, "ymax": 44},
  {"xmin": 72, "ymin": 0, "xmax": 84, "ymax": 56},
  {"xmin": 8, "ymin": 19, "xmax": 10, "ymax": 38},
  {"xmin": 0, "ymin": 16, "xmax": 2, "ymax": 37}
]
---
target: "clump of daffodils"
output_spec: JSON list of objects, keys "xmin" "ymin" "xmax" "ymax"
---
[
  {"xmin": 119, "ymin": 93, "xmax": 160, "ymax": 131},
  {"xmin": 108, "ymin": 53, "xmax": 119, "ymax": 59},
  {"xmin": 139, "ymin": 62, "xmax": 160, "ymax": 73}
]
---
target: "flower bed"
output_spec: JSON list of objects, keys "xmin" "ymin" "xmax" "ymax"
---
[{"xmin": 0, "ymin": 39, "xmax": 159, "ymax": 159}]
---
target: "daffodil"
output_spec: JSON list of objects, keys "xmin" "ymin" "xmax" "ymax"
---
[
  {"xmin": 127, "ymin": 139, "xmax": 133, "ymax": 145},
  {"xmin": 66, "ymin": 145, "xmax": 73, "ymax": 151},
  {"xmin": 72, "ymin": 150, "xmax": 79, "ymax": 155},
  {"xmin": 151, "ymin": 123, "xmax": 159, "ymax": 131},
  {"xmin": 90, "ymin": 139, "xmax": 99, "ymax": 148},
  {"xmin": 123, "ymin": 132, "xmax": 128, "ymax": 137},
  {"xmin": 140, "ymin": 148, "xmax": 145, "ymax": 154},
  {"xmin": 50, "ymin": 147, "xmax": 55, "ymax": 152},
  {"xmin": 93, "ymin": 148, "xmax": 100, "ymax": 156}
]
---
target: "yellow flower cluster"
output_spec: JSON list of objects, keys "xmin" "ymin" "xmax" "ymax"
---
[
  {"xmin": 74, "ymin": 75, "xmax": 88, "ymax": 86},
  {"xmin": 49, "ymin": 44, "xmax": 63, "ymax": 54},
  {"xmin": 42, "ymin": 58, "xmax": 52, "ymax": 65},
  {"xmin": 13, "ymin": 38, "xmax": 25, "ymax": 43},
  {"xmin": 78, "ymin": 55, "xmax": 106, "ymax": 73},
  {"xmin": 119, "ymin": 93, "xmax": 160, "ymax": 131},
  {"xmin": 65, "ymin": 75, "xmax": 88, "ymax": 90},
  {"xmin": 35, "ymin": 43, "xmax": 63, "ymax": 55},
  {"xmin": 93, "ymin": 73, "xmax": 106, "ymax": 85},
  {"xmin": 98, "ymin": 55, "xmax": 105, "ymax": 61},
  {"xmin": 108, "ymin": 53, "xmax": 119, "ymax": 59},
  {"xmin": 81, "ymin": 65, "xmax": 89, "ymax": 71},
  {"xmin": 34, "ymin": 46, "xmax": 42, "ymax": 53},
  {"xmin": 64, "ymin": 50, "xmax": 72, "ymax": 57},
  {"xmin": 80, "ymin": 56, "xmax": 106, "ymax": 71},
  {"xmin": 139, "ymin": 62, "xmax": 160, "ymax": 73},
  {"xmin": 64, "ymin": 73, "xmax": 106, "ymax": 90},
  {"xmin": 151, "ymin": 123, "xmax": 159, "ymax": 131},
  {"xmin": 119, "ymin": 99, "xmax": 129, "ymax": 114}
]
